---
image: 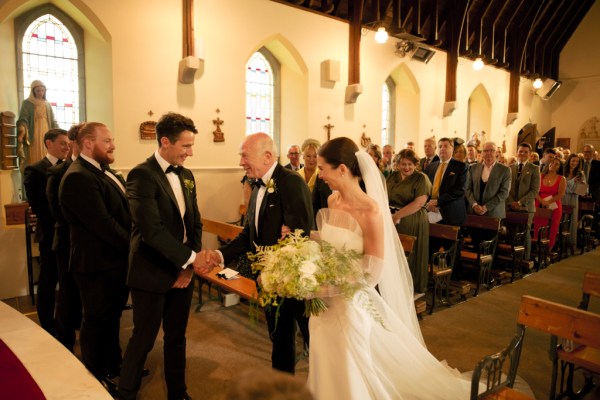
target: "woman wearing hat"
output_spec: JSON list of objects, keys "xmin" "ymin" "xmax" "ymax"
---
[{"xmin": 17, "ymin": 80, "xmax": 59, "ymax": 164}]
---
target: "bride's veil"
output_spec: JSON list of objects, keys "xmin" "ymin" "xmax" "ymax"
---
[{"xmin": 355, "ymin": 151, "xmax": 424, "ymax": 345}]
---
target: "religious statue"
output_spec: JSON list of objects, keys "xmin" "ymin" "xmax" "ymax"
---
[
  {"xmin": 212, "ymin": 109, "xmax": 225, "ymax": 142},
  {"xmin": 17, "ymin": 80, "xmax": 59, "ymax": 166}
]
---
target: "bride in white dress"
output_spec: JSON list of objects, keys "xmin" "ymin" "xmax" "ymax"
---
[{"xmin": 307, "ymin": 137, "xmax": 473, "ymax": 400}]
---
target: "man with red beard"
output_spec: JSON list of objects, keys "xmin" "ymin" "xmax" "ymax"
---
[{"xmin": 59, "ymin": 122, "xmax": 131, "ymax": 395}]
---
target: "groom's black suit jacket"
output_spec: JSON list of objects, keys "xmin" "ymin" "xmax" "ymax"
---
[
  {"xmin": 126, "ymin": 155, "xmax": 202, "ymax": 294},
  {"xmin": 220, "ymin": 163, "xmax": 314, "ymax": 262}
]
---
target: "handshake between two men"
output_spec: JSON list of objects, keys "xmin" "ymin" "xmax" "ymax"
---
[{"xmin": 170, "ymin": 250, "xmax": 223, "ymax": 289}]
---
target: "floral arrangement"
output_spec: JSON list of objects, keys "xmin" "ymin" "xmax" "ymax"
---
[
  {"xmin": 248, "ymin": 229, "xmax": 366, "ymax": 319},
  {"xmin": 183, "ymin": 178, "xmax": 194, "ymax": 195}
]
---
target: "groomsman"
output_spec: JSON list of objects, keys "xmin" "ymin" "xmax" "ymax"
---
[
  {"xmin": 45, "ymin": 124, "xmax": 83, "ymax": 351},
  {"xmin": 466, "ymin": 142, "xmax": 511, "ymax": 219},
  {"xmin": 506, "ymin": 143, "xmax": 540, "ymax": 260},
  {"xmin": 119, "ymin": 113, "xmax": 206, "ymax": 400},
  {"xmin": 59, "ymin": 122, "xmax": 131, "ymax": 394},
  {"xmin": 201, "ymin": 133, "xmax": 314, "ymax": 374},
  {"xmin": 23, "ymin": 128, "xmax": 69, "ymax": 336}
]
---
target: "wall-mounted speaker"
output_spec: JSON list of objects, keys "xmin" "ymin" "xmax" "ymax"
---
[
  {"xmin": 536, "ymin": 78, "xmax": 561, "ymax": 100},
  {"xmin": 412, "ymin": 46, "xmax": 435, "ymax": 64}
]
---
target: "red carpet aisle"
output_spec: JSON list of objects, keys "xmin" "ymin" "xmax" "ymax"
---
[{"xmin": 0, "ymin": 339, "xmax": 45, "ymax": 400}]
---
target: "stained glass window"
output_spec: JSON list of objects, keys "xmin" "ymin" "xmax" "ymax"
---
[
  {"xmin": 381, "ymin": 78, "xmax": 396, "ymax": 148},
  {"xmin": 21, "ymin": 13, "xmax": 79, "ymax": 129},
  {"xmin": 246, "ymin": 52, "xmax": 274, "ymax": 136}
]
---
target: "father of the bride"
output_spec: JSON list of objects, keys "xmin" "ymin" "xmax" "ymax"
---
[{"xmin": 200, "ymin": 132, "xmax": 313, "ymax": 373}]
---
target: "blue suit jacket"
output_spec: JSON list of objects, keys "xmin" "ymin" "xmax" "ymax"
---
[{"xmin": 425, "ymin": 158, "xmax": 468, "ymax": 226}]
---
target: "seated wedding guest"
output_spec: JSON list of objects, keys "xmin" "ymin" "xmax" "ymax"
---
[
  {"xmin": 298, "ymin": 139, "xmax": 320, "ymax": 192},
  {"xmin": 224, "ymin": 367, "xmax": 313, "ymax": 400},
  {"xmin": 387, "ymin": 149, "xmax": 432, "ymax": 294},
  {"xmin": 284, "ymin": 144, "xmax": 303, "ymax": 171},
  {"xmin": 534, "ymin": 158, "xmax": 566, "ymax": 250},
  {"xmin": 563, "ymin": 153, "xmax": 585, "ymax": 249}
]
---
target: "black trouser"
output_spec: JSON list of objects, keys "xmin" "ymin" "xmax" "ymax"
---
[
  {"xmin": 37, "ymin": 240, "xmax": 58, "ymax": 335},
  {"xmin": 74, "ymin": 268, "xmax": 128, "ymax": 379},
  {"xmin": 119, "ymin": 284, "xmax": 194, "ymax": 400},
  {"xmin": 54, "ymin": 244, "xmax": 82, "ymax": 351}
]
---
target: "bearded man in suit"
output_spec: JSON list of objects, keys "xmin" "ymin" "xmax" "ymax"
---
[
  {"xmin": 59, "ymin": 122, "xmax": 131, "ymax": 394},
  {"xmin": 45, "ymin": 124, "xmax": 83, "ymax": 351},
  {"xmin": 200, "ymin": 133, "xmax": 314, "ymax": 374},
  {"xmin": 506, "ymin": 143, "xmax": 540, "ymax": 260},
  {"xmin": 23, "ymin": 128, "xmax": 69, "ymax": 336},
  {"xmin": 118, "ymin": 113, "xmax": 207, "ymax": 400}
]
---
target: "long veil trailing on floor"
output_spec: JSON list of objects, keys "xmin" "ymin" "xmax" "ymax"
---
[{"xmin": 355, "ymin": 150, "xmax": 424, "ymax": 344}]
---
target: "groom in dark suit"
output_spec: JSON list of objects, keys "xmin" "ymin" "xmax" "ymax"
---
[
  {"xmin": 59, "ymin": 122, "xmax": 131, "ymax": 393},
  {"xmin": 201, "ymin": 133, "xmax": 313, "ymax": 374},
  {"xmin": 119, "ymin": 113, "xmax": 206, "ymax": 400},
  {"xmin": 23, "ymin": 128, "xmax": 69, "ymax": 336}
]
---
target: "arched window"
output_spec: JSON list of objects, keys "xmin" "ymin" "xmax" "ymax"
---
[
  {"xmin": 245, "ymin": 47, "xmax": 281, "ymax": 149},
  {"xmin": 382, "ymin": 77, "xmax": 396, "ymax": 148},
  {"xmin": 15, "ymin": 5, "xmax": 85, "ymax": 129}
]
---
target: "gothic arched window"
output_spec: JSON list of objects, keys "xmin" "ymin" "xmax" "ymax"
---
[
  {"xmin": 382, "ymin": 77, "xmax": 396, "ymax": 147},
  {"xmin": 15, "ymin": 5, "xmax": 85, "ymax": 129}
]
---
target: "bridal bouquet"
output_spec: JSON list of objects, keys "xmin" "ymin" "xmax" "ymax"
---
[{"xmin": 248, "ymin": 229, "xmax": 365, "ymax": 318}]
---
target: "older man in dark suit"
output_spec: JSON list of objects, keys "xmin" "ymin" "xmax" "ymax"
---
[
  {"xmin": 23, "ymin": 128, "xmax": 69, "ymax": 336},
  {"xmin": 45, "ymin": 124, "xmax": 83, "ymax": 351},
  {"xmin": 201, "ymin": 133, "xmax": 314, "ymax": 374},
  {"xmin": 425, "ymin": 137, "xmax": 468, "ymax": 226},
  {"xmin": 119, "ymin": 113, "xmax": 206, "ymax": 400},
  {"xmin": 506, "ymin": 143, "xmax": 540, "ymax": 260},
  {"xmin": 59, "ymin": 122, "xmax": 131, "ymax": 394},
  {"xmin": 419, "ymin": 137, "xmax": 439, "ymax": 171}
]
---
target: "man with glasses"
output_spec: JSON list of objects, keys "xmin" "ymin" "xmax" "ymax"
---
[{"xmin": 284, "ymin": 144, "xmax": 303, "ymax": 171}]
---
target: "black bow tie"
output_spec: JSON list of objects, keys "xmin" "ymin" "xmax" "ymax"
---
[
  {"xmin": 250, "ymin": 178, "xmax": 265, "ymax": 189},
  {"xmin": 166, "ymin": 165, "xmax": 182, "ymax": 175}
]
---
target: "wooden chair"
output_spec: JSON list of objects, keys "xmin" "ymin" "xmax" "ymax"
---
[
  {"xmin": 578, "ymin": 215, "xmax": 595, "ymax": 254},
  {"xmin": 24, "ymin": 207, "xmax": 38, "ymax": 305},
  {"xmin": 460, "ymin": 215, "xmax": 501, "ymax": 297},
  {"xmin": 470, "ymin": 325, "xmax": 529, "ymax": 399},
  {"xmin": 495, "ymin": 212, "xmax": 528, "ymax": 283},
  {"xmin": 555, "ymin": 272, "xmax": 600, "ymax": 399},
  {"xmin": 530, "ymin": 207, "xmax": 552, "ymax": 271},
  {"xmin": 557, "ymin": 204, "xmax": 574, "ymax": 261},
  {"xmin": 398, "ymin": 233, "xmax": 426, "ymax": 319},
  {"xmin": 196, "ymin": 218, "xmax": 245, "ymax": 310},
  {"xmin": 517, "ymin": 295, "xmax": 600, "ymax": 400},
  {"xmin": 427, "ymin": 223, "xmax": 462, "ymax": 314}
]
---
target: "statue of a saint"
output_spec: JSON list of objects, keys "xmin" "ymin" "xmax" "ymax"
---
[{"xmin": 17, "ymin": 80, "xmax": 59, "ymax": 165}]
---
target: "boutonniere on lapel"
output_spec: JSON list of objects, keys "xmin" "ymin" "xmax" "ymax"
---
[
  {"xmin": 449, "ymin": 172, "xmax": 456, "ymax": 176},
  {"xmin": 265, "ymin": 178, "xmax": 277, "ymax": 194},
  {"xmin": 183, "ymin": 178, "xmax": 194, "ymax": 195}
]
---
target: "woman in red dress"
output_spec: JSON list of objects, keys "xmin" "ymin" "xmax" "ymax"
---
[{"xmin": 534, "ymin": 158, "xmax": 566, "ymax": 249}]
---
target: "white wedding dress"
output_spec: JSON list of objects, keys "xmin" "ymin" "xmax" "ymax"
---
[{"xmin": 307, "ymin": 151, "xmax": 474, "ymax": 400}]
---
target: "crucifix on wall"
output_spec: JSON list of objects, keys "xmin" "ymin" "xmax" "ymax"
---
[{"xmin": 324, "ymin": 116, "xmax": 334, "ymax": 140}]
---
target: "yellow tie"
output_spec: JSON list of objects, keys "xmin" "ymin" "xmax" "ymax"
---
[{"xmin": 432, "ymin": 162, "xmax": 447, "ymax": 199}]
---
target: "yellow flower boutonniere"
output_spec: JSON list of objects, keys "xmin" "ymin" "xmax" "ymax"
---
[
  {"xmin": 266, "ymin": 178, "xmax": 277, "ymax": 194},
  {"xmin": 183, "ymin": 178, "xmax": 194, "ymax": 195}
]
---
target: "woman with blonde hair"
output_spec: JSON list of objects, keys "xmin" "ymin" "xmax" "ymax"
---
[{"xmin": 298, "ymin": 139, "xmax": 321, "ymax": 192}]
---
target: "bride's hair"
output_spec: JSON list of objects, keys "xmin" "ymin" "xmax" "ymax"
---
[{"xmin": 318, "ymin": 137, "xmax": 362, "ymax": 178}]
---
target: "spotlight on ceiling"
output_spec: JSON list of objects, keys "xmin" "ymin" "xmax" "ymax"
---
[
  {"xmin": 473, "ymin": 57, "xmax": 484, "ymax": 71},
  {"xmin": 375, "ymin": 27, "xmax": 389, "ymax": 44}
]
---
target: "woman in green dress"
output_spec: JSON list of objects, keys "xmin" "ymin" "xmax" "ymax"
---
[{"xmin": 387, "ymin": 149, "xmax": 432, "ymax": 294}]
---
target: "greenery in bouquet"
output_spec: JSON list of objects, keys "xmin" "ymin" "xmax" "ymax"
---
[{"xmin": 248, "ymin": 229, "xmax": 365, "ymax": 322}]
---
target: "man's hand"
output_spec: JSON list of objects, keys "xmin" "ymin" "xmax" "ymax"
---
[
  {"xmin": 473, "ymin": 204, "xmax": 487, "ymax": 215},
  {"xmin": 509, "ymin": 201, "xmax": 521, "ymax": 211},
  {"xmin": 172, "ymin": 267, "xmax": 194, "ymax": 289},
  {"xmin": 425, "ymin": 199, "xmax": 438, "ymax": 212},
  {"xmin": 192, "ymin": 249, "xmax": 220, "ymax": 275}
]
